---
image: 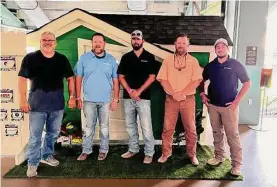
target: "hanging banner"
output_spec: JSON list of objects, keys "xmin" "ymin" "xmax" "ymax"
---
[
  {"xmin": 0, "ymin": 109, "xmax": 8, "ymax": 121},
  {"xmin": 0, "ymin": 89, "xmax": 14, "ymax": 103},
  {"xmin": 11, "ymin": 109, "xmax": 24, "ymax": 121},
  {"xmin": 260, "ymin": 68, "xmax": 273, "ymax": 88},
  {"xmin": 0, "ymin": 56, "xmax": 16, "ymax": 71},
  {"xmin": 5, "ymin": 124, "xmax": 19, "ymax": 137}
]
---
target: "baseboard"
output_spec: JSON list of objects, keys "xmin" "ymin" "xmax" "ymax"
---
[
  {"xmin": 1, "ymin": 155, "xmax": 15, "ymax": 158},
  {"xmin": 15, "ymin": 144, "xmax": 28, "ymax": 165}
]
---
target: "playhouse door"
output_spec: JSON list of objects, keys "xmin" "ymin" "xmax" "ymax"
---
[{"xmin": 77, "ymin": 39, "xmax": 144, "ymax": 141}]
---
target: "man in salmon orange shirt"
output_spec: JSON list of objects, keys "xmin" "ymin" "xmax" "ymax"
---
[{"xmin": 156, "ymin": 33, "xmax": 203, "ymax": 165}]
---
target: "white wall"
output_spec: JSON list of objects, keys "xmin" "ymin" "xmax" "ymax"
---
[{"xmin": 1, "ymin": 28, "xmax": 29, "ymax": 161}]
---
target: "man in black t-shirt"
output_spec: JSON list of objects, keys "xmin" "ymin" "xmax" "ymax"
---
[
  {"xmin": 117, "ymin": 30, "xmax": 158, "ymax": 164},
  {"xmin": 18, "ymin": 31, "xmax": 75, "ymax": 177}
]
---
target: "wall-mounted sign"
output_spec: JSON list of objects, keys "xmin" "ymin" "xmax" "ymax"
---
[
  {"xmin": 0, "ymin": 89, "xmax": 14, "ymax": 103},
  {"xmin": 11, "ymin": 109, "xmax": 24, "ymax": 121},
  {"xmin": 0, "ymin": 109, "xmax": 8, "ymax": 121},
  {"xmin": 260, "ymin": 68, "xmax": 273, "ymax": 88},
  {"xmin": 0, "ymin": 56, "xmax": 16, "ymax": 71},
  {"xmin": 246, "ymin": 46, "xmax": 257, "ymax": 66},
  {"xmin": 5, "ymin": 124, "xmax": 18, "ymax": 136}
]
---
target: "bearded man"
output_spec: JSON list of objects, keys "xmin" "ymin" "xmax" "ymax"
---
[
  {"xmin": 117, "ymin": 30, "xmax": 158, "ymax": 164},
  {"xmin": 75, "ymin": 33, "xmax": 120, "ymax": 161},
  {"xmin": 156, "ymin": 33, "xmax": 203, "ymax": 166}
]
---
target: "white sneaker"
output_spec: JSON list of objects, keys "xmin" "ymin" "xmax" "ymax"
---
[
  {"xmin": 207, "ymin": 157, "xmax": 225, "ymax": 166},
  {"xmin": 98, "ymin": 152, "xmax": 108, "ymax": 161},
  {"xmin": 121, "ymin": 151, "xmax": 138, "ymax": 159},
  {"xmin": 40, "ymin": 155, "xmax": 59, "ymax": 166},
  {"xmin": 143, "ymin": 156, "xmax": 153, "ymax": 164},
  {"xmin": 27, "ymin": 165, "xmax": 38, "ymax": 177}
]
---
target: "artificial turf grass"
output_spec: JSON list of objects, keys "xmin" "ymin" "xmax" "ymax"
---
[{"xmin": 4, "ymin": 144, "xmax": 242, "ymax": 180}]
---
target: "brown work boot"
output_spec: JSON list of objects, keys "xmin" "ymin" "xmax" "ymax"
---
[
  {"xmin": 231, "ymin": 167, "xmax": 241, "ymax": 177},
  {"xmin": 77, "ymin": 153, "xmax": 88, "ymax": 161},
  {"xmin": 207, "ymin": 157, "xmax": 225, "ymax": 166},
  {"xmin": 121, "ymin": 151, "xmax": 138, "ymax": 159}
]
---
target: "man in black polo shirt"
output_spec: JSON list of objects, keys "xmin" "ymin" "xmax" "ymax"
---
[
  {"xmin": 117, "ymin": 30, "xmax": 157, "ymax": 164},
  {"xmin": 200, "ymin": 38, "xmax": 251, "ymax": 176},
  {"xmin": 18, "ymin": 31, "xmax": 75, "ymax": 177}
]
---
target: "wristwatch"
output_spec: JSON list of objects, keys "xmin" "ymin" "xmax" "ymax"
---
[
  {"xmin": 69, "ymin": 95, "xmax": 74, "ymax": 99},
  {"xmin": 113, "ymin": 99, "xmax": 119, "ymax": 103}
]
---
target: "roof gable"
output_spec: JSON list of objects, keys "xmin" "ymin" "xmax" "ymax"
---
[{"xmin": 29, "ymin": 8, "xmax": 232, "ymax": 46}]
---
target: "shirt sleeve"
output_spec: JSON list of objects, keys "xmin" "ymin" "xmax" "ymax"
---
[
  {"xmin": 236, "ymin": 62, "xmax": 250, "ymax": 83},
  {"xmin": 111, "ymin": 57, "xmax": 118, "ymax": 79},
  {"xmin": 117, "ymin": 55, "xmax": 126, "ymax": 75},
  {"xmin": 156, "ymin": 58, "xmax": 168, "ymax": 81},
  {"xmin": 191, "ymin": 59, "xmax": 203, "ymax": 81},
  {"xmin": 18, "ymin": 55, "xmax": 31, "ymax": 78},
  {"xmin": 63, "ymin": 56, "xmax": 74, "ymax": 78},
  {"xmin": 74, "ymin": 55, "xmax": 84, "ymax": 77},
  {"xmin": 202, "ymin": 64, "xmax": 210, "ymax": 81},
  {"xmin": 148, "ymin": 54, "xmax": 158, "ymax": 75}
]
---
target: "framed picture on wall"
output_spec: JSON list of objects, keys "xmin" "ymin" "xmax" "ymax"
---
[
  {"xmin": 0, "ymin": 56, "xmax": 16, "ymax": 71},
  {"xmin": 0, "ymin": 109, "xmax": 8, "ymax": 121},
  {"xmin": 0, "ymin": 89, "xmax": 14, "ymax": 103}
]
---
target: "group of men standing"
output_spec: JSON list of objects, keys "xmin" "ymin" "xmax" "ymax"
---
[{"xmin": 18, "ymin": 30, "xmax": 251, "ymax": 178}]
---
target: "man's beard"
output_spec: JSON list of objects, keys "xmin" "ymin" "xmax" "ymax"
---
[
  {"xmin": 176, "ymin": 48, "xmax": 187, "ymax": 56},
  {"xmin": 132, "ymin": 43, "xmax": 143, "ymax": 51},
  {"xmin": 93, "ymin": 47, "xmax": 104, "ymax": 54},
  {"xmin": 217, "ymin": 54, "xmax": 228, "ymax": 59},
  {"xmin": 41, "ymin": 45, "xmax": 53, "ymax": 52}
]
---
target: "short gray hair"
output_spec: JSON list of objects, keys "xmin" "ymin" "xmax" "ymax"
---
[{"xmin": 41, "ymin": 31, "xmax": 56, "ymax": 40}]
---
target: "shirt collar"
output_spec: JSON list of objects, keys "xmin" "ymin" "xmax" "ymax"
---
[
  {"xmin": 132, "ymin": 48, "xmax": 145, "ymax": 58},
  {"xmin": 214, "ymin": 55, "xmax": 230, "ymax": 65},
  {"xmin": 90, "ymin": 50, "xmax": 106, "ymax": 59},
  {"xmin": 174, "ymin": 52, "xmax": 189, "ymax": 57}
]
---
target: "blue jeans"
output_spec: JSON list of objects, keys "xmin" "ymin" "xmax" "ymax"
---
[
  {"xmin": 28, "ymin": 110, "xmax": 64, "ymax": 166},
  {"xmin": 82, "ymin": 101, "xmax": 110, "ymax": 154},
  {"xmin": 124, "ymin": 99, "xmax": 155, "ymax": 157}
]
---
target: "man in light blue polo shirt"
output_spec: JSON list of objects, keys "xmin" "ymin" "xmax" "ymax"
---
[{"xmin": 75, "ymin": 33, "xmax": 119, "ymax": 161}]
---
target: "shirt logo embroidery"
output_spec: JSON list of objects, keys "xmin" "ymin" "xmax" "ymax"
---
[
  {"xmin": 141, "ymin": 60, "xmax": 148, "ymax": 63},
  {"xmin": 224, "ymin": 67, "xmax": 232, "ymax": 70}
]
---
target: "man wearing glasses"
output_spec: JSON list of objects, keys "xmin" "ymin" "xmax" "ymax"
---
[
  {"xmin": 117, "ymin": 30, "xmax": 157, "ymax": 164},
  {"xmin": 156, "ymin": 34, "xmax": 202, "ymax": 165},
  {"xmin": 18, "ymin": 31, "xmax": 76, "ymax": 177}
]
